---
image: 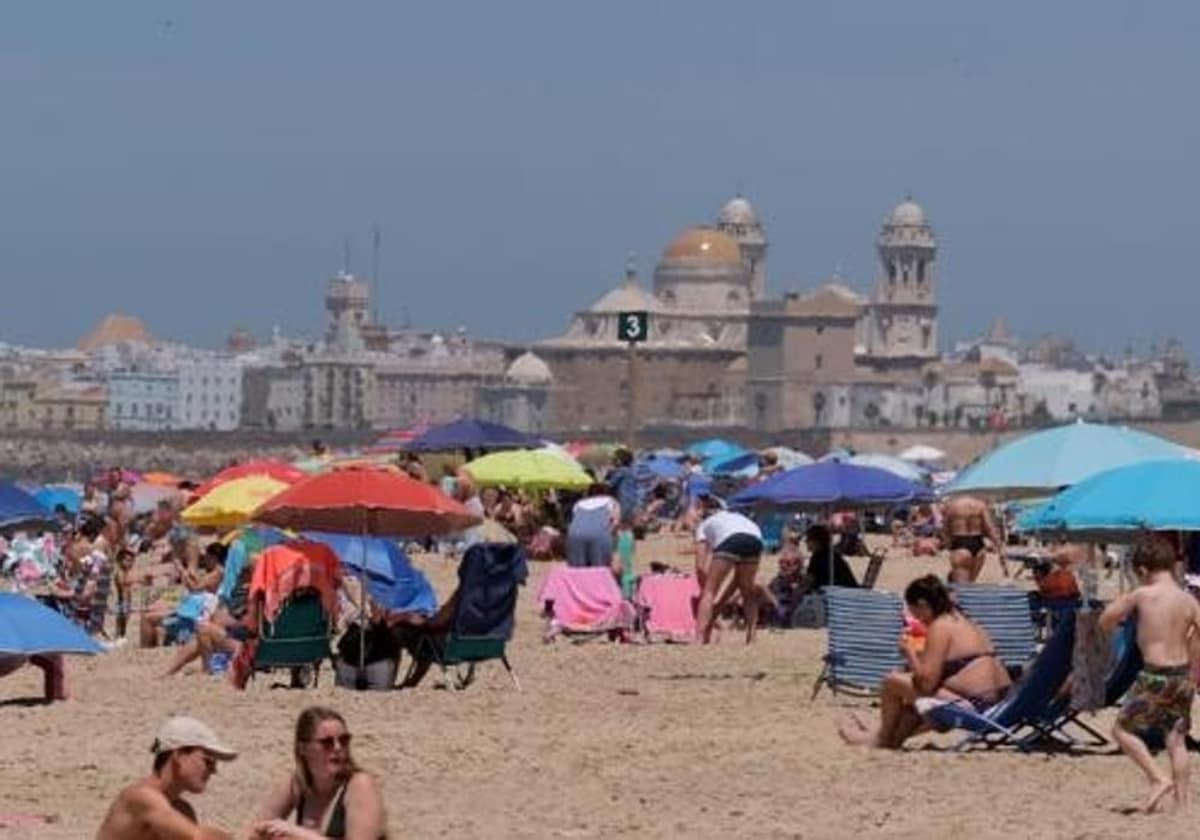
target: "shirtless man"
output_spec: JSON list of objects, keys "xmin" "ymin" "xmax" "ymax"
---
[
  {"xmin": 1100, "ymin": 538, "xmax": 1200, "ymax": 813},
  {"xmin": 96, "ymin": 716, "xmax": 237, "ymax": 839},
  {"xmin": 941, "ymin": 495, "xmax": 1004, "ymax": 583}
]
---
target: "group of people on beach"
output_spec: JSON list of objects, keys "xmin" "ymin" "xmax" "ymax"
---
[
  {"xmin": 98, "ymin": 706, "xmax": 386, "ymax": 839},
  {"xmin": 839, "ymin": 535, "xmax": 1200, "ymax": 814}
]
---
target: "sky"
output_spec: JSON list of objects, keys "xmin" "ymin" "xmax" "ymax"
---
[{"xmin": 1, "ymin": 1, "xmax": 1198, "ymax": 358}]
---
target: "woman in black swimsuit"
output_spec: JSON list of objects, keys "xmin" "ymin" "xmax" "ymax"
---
[
  {"xmin": 838, "ymin": 575, "xmax": 1012, "ymax": 749},
  {"xmin": 252, "ymin": 706, "xmax": 387, "ymax": 839}
]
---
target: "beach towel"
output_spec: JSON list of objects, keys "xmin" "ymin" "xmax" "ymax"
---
[
  {"xmin": 634, "ymin": 573, "xmax": 700, "ymax": 643},
  {"xmin": 537, "ymin": 565, "xmax": 636, "ymax": 640},
  {"xmin": 250, "ymin": 543, "xmax": 341, "ymax": 623}
]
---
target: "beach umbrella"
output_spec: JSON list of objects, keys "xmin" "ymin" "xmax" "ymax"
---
[
  {"xmin": 0, "ymin": 483, "xmax": 54, "ymax": 530},
  {"xmin": 636, "ymin": 456, "xmax": 687, "ymax": 481},
  {"xmin": 182, "ymin": 475, "xmax": 290, "ymax": 530},
  {"xmin": 1017, "ymin": 458, "xmax": 1200, "ymax": 541},
  {"xmin": 195, "ymin": 460, "xmax": 307, "ymax": 498},
  {"xmin": 130, "ymin": 482, "xmax": 181, "ymax": 516},
  {"xmin": 463, "ymin": 450, "xmax": 592, "ymax": 491},
  {"xmin": 403, "ymin": 418, "xmax": 536, "ymax": 453},
  {"xmin": 252, "ymin": 467, "xmax": 479, "ymax": 681},
  {"xmin": 141, "ymin": 471, "xmax": 183, "ymax": 487},
  {"xmin": 763, "ymin": 446, "xmax": 814, "ymax": 470},
  {"xmin": 302, "ymin": 532, "xmax": 437, "ymax": 614},
  {"xmin": 943, "ymin": 421, "xmax": 1192, "ymax": 500},
  {"xmin": 729, "ymin": 461, "xmax": 933, "ymax": 512},
  {"xmin": 848, "ymin": 453, "xmax": 928, "ymax": 483},
  {"xmin": 900, "ymin": 444, "xmax": 947, "ymax": 463},
  {"xmin": 34, "ymin": 485, "xmax": 82, "ymax": 515},
  {"xmin": 687, "ymin": 438, "xmax": 746, "ymax": 464},
  {"xmin": 0, "ymin": 593, "xmax": 104, "ymax": 655}
]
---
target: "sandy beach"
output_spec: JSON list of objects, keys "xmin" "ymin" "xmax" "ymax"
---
[{"xmin": 0, "ymin": 543, "xmax": 1188, "ymax": 839}]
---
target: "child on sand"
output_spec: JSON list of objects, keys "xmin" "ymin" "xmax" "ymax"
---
[{"xmin": 1099, "ymin": 537, "xmax": 1200, "ymax": 813}]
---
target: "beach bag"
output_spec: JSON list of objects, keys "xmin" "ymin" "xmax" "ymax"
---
[{"xmin": 791, "ymin": 593, "xmax": 826, "ymax": 628}]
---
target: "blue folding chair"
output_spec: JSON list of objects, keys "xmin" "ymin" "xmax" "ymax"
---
[
  {"xmin": 919, "ymin": 613, "xmax": 1076, "ymax": 752},
  {"xmin": 812, "ymin": 586, "xmax": 905, "ymax": 699},
  {"xmin": 953, "ymin": 585, "xmax": 1038, "ymax": 675}
]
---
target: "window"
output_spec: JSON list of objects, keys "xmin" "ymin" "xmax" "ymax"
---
[{"xmin": 815, "ymin": 354, "xmax": 823, "ymax": 370}]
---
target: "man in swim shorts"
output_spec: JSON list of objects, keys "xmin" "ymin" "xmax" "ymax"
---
[{"xmin": 941, "ymin": 495, "xmax": 1003, "ymax": 583}]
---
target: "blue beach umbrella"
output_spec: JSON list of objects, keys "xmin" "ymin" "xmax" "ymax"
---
[
  {"xmin": 403, "ymin": 418, "xmax": 535, "ymax": 453},
  {"xmin": 944, "ymin": 421, "xmax": 1191, "ymax": 500},
  {"xmin": 0, "ymin": 593, "xmax": 104, "ymax": 655},
  {"xmin": 302, "ymin": 533, "xmax": 437, "ymax": 614},
  {"xmin": 0, "ymin": 483, "xmax": 53, "ymax": 530},
  {"xmin": 34, "ymin": 485, "xmax": 82, "ymax": 515},
  {"xmin": 1017, "ymin": 458, "xmax": 1200, "ymax": 541},
  {"xmin": 729, "ymin": 461, "xmax": 933, "ymax": 512}
]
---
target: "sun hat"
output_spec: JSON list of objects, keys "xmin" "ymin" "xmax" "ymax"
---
[{"xmin": 151, "ymin": 716, "xmax": 237, "ymax": 760}]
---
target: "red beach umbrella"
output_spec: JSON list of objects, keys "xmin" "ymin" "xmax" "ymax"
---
[
  {"xmin": 250, "ymin": 466, "xmax": 479, "ymax": 537},
  {"xmin": 195, "ymin": 460, "xmax": 308, "ymax": 499}
]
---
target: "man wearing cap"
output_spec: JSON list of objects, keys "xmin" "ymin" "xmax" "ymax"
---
[{"xmin": 96, "ymin": 715, "xmax": 237, "ymax": 840}]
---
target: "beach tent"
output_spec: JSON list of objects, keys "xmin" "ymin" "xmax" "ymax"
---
[
  {"xmin": 403, "ymin": 418, "xmax": 536, "ymax": 453},
  {"xmin": 942, "ymin": 421, "xmax": 1191, "ymax": 500},
  {"xmin": 0, "ymin": 483, "xmax": 54, "ymax": 530},
  {"xmin": 1017, "ymin": 458, "xmax": 1200, "ymax": 541}
]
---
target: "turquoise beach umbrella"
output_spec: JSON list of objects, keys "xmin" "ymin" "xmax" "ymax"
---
[
  {"xmin": 1017, "ymin": 458, "xmax": 1200, "ymax": 541},
  {"xmin": 943, "ymin": 421, "xmax": 1191, "ymax": 500}
]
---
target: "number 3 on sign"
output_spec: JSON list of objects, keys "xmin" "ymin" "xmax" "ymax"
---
[{"xmin": 619, "ymin": 310, "xmax": 648, "ymax": 343}]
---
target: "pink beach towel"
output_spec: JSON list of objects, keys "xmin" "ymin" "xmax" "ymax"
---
[
  {"xmin": 634, "ymin": 574, "xmax": 700, "ymax": 643},
  {"xmin": 536, "ymin": 565, "xmax": 636, "ymax": 640}
]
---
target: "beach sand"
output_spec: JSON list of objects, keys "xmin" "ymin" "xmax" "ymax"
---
[{"xmin": 0, "ymin": 540, "xmax": 1190, "ymax": 839}]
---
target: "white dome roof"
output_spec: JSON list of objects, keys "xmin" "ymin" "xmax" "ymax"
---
[
  {"xmin": 718, "ymin": 195, "xmax": 760, "ymax": 227},
  {"xmin": 506, "ymin": 351, "xmax": 553, "ymax": 385},
  {"xmin": 889, "ymin": 198, "xmax": 926, "ymax": 226}
]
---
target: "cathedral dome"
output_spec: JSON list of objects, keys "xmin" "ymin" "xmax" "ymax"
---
[
  {"xmin": 661, "ymin": 227, "xmax": 743, "ymax": 266},
  {"xmin": 889, "ymin": 198, "xmax": 926, "ymax": 226},
  {"xmin": 506, "ymin": 351, "xmax": 553, "ymax": 385},
  {"xmin": 717, "ymin": 196, "xmax": 760, "ymax": 228}
]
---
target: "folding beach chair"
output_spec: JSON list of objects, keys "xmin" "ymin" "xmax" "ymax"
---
[
  {"xmin": 917, "ymin": 613, "xmax": 1076, "ymax": 752},
  {"xmin": 253, "ymin": 589, "xmax": 334, "ymax": 687},
  {"xmin": 860, "ymin": 551, "xmax": 886, "ymax": 590},
  {"xmin": 953, "ymin": 585, "xmax": 1038, "ymax": 675},
  {"xmin": 1037, "ymin": 615, "xmax": 1141, "ymax": 747},
  {"xmin": 405, "ymin": 542, "xmax": 527, "ymax": 691},
  {"xmin": 812, "ymin": 586, "xmax": 905, "ymax": 699}
]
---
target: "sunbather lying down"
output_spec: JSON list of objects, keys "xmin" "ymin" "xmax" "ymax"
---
[
  {"xmin": 838, "ymin": 575, "xmax": 1011, "ymax": 749},
  {"xmin": 384, "ymin": 592, "xmax": 459, "ymax": 688}
]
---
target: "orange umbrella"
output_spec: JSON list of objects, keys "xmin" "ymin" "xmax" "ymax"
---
[{"xmin": 141, "ymin": 471, "xmax": 183, "ymax": 487}]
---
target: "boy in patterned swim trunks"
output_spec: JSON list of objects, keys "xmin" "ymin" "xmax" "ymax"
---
[{"xmin": 1100, "ymin": 537, "xmax": 1200, "ymax": 813}]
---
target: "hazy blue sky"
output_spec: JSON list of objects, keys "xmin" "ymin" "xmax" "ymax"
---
[{"xmin": 2, "ymin": 2, "xmax": 1197, "ymax": 357}]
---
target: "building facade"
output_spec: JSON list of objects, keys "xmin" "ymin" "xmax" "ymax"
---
[
  {"xmin": 107, "ymin": 372, "xmax": 179, "ymax": 431},
  {"xmin": 177, "ymin": 359, "xmax": 243, "ymax": 431}
]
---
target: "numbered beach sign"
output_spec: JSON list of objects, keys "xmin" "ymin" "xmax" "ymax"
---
[{"xmin": 618, "ymin": 311, "xmax": 649, "ymax": 343}]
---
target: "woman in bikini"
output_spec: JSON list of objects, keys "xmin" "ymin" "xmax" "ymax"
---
[
  {"xmin": 252, "ymin": 706, "xmax": 387, "ymax": 839},
  {"xmin": 838, "ymin": 575, "xmax": 1012, "ymax": 749}
]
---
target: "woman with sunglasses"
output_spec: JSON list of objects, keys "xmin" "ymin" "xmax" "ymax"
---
[{"xmin": 252, "ymin": 706, "xmax": 387, "ymax": 839}]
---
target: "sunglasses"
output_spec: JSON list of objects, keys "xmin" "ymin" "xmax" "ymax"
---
[{"xmin": 309, "ymin": 733, "xmax": 352, "ymax": 751}]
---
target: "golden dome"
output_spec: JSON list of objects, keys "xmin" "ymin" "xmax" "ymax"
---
[{"xmin": 661, "ymin": 227, "xmax": 743, "ymax": 265}]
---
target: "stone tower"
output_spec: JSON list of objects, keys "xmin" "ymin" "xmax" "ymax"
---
[
  {"xmin": 867, "ymin": 197, "xmax": 939, "ymax": 361},
  {"xmin": 716, "ymin": 194, "xmax": 768, "ymax": 301},
  {"xmin": 325, "ymin": 269, "xmax": 370, "ymax": 353}
]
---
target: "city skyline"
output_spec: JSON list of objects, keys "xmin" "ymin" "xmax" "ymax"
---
[{"xmin": 1, "ymin": 2, "xmax": 1197, "ymax": 358}]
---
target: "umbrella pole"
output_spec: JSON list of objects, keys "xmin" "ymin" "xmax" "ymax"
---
[{"xmin": 357, "ymin": 513, "xmax": 369, "ymax": 690}]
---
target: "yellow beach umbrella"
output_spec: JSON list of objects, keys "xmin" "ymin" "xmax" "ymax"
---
[
  {"xmin": 181, "ymin": 475, "xmax": 289, "ymax": 530},
  {"xmin": 463, "ymin": 450, "xmax": 592, "ymax": 491}
]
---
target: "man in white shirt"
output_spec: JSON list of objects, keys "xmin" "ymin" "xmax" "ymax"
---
[{"xmin": 693, "ymin": 494, "xmax": 764, "ymax": 644}]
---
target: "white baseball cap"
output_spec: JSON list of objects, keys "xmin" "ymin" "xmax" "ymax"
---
[{"xmin": 151, "ymin": 716, "xmax": 237, "ymax": 761}]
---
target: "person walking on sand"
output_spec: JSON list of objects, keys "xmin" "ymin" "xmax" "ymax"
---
[
  {"xmin": 1099, "ymin": 537, "xmax": 1200, "ymax": 813},
  {"xmin": 96, "ymin": 715, "xmax": 237, "ymax": 839},
  {"xmin": 941, "ymin": 495, "xmax": 1004, "ymax": 582}
]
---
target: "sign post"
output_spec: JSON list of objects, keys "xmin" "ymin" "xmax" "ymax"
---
[{"xmin": 617, "ymin": 311, "xmax": 648, "ymax": 449}]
